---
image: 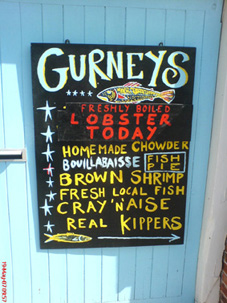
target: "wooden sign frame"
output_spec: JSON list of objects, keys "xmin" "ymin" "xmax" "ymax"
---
[{"xmin": 31, "ymin": 43, "xmax": 195, "ymax": 249}]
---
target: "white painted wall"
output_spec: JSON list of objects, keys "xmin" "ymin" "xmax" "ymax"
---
[{"xmin": 196, "ymin": 1, "xmax": 227, "ymax": 302}]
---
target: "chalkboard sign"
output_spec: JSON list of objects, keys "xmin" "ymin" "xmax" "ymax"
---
[{"xmin": 31, "ymin": 43, "xmax": 195, "ymax": 249}]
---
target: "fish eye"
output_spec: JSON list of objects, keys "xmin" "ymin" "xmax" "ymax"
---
[{"xmin": 106, "ymin": 90, "xmax": 112, "ymax": 95}]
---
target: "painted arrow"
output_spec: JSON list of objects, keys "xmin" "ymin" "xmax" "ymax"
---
[{"xmin": 98, "ymin": 234, "xmax": 180, "ymax": 243}]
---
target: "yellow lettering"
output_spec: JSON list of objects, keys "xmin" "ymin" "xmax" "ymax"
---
[{"xmin": 57, "ymin": 202, "xmax": 68, "ymax": 214}]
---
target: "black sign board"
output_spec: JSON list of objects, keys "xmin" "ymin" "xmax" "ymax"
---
[{"xmin": 31, "ymin": 43, "xmax": 195, "ymax": 249}]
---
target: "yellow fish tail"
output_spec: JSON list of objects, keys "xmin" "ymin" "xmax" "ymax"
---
[
  {"xmin": 44, "ymin": 233, "xmax": 54, "ymax": 243},
  {"xmin": 159, "ymin": 89, "xmax": 175, "ymax": 104}
]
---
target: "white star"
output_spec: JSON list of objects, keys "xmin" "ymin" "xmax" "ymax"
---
[
  {"xmin": 44, "ymin": 220, "xmax": 55, "ymax": 233},
  {"xmin": 66, "ymin": 90, "xmax": 71, "ymax": 96},
  {"xmin": 41, "ymin": 125, "xmax": 55, "ymax": 143},
  {"xmin": 37, "ymin": 100, "xmax": 56, "ymax": 122},
  {"xmin": 43, "ymin": 163, "xmax": 54, "ymax": 176},
  {"xmin": 40, "ymin": 199, "xmax": 53, "ymax": 216},
  {"xmin": 42, "ymin": 144, "xmax": 55, "ymax": 162},
  {"xmin": 80, "ymin": 90, "xmax": 85, "ymax": 96},
  {"xmin": 88, "ymin": 90, "xmax": 93, "ymax": 97},
  {"xmin": 46, "ymin": 177, "xmax": 54, "ymax": 188},
  {"xmin": 73, "ymin": 90, "xmax": 78, "ymax": 96},
  {"xmin": 46, "ymin": 190, "xmax": 57, "ymax": 202}
]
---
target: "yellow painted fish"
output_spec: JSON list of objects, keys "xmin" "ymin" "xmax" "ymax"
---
[
  {"xmin": 44, "ymin": 232, "xmax": 92, "ymax": 243},
  {"xmin": 97, "ymin": 82, "xmax": 175, "ymax": 104}
]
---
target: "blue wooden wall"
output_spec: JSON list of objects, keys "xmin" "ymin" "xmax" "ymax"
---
[{"xmin": 0, "ymin": 1, "xmax": 223, "ymax": 302}]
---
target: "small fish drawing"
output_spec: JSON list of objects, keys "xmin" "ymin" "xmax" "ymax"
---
[
  {"xmin": 44, "ymin": 232, "xmax": 92, "ymax": 243},
  {"xmin": 97, "ymin": 82, "xmax": 175, "ymax": 104}
]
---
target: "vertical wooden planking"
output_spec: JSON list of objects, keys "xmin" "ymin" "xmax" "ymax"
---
[
  {"xmin": 165, "ymin": 10, "xmax": 186, "ymax": 46},
  {"xmin": 182, "ymin": 4, "xmax": 223, "ymax": 300},
  {"xmin": 105, "ymin": 6, "xmax": 125, "ymax": 44},
  {"xmin": 0, "ymin": 165, "xmax": 13, "ymax": 303},
  {"xmin": 43, "ymin": 4, "xmax": 64, "ymax": 43},
  {"xmin": 150, "ymin": 246, "xmax": 169, "ymax": 298},
  {"xmin": 166, "ymin": 245, "xmax": 185, "ymax": 296},
  {"xmin": 182, "ymin": 13, "xmax": 205, "ymax": 296},
  {"xmin": 182, "ymin": 10, "xmax": 206, "ymax": 301},
  {"xmin": 84, "ymin": 6, "xmax": 105, "ymax": 44},
  {"xmin": 0, "ymin": 28, "xmax": 5, "ymax": 149},
  {"xmin": 145, "ymin": 9, "xmax": 166, "ymax": 45},
  {"xmin": 20, "ymin": 3, "xmax": 50, "ymax": 303},
  {"xmin": 140, "ymin": 9, "xmax": 166, "ymax": 299},
  {"xmin": 134, "ymin": 246, "xmax": 153, "ymax": 300},
  {"xmin": 0, "ymin": 34, "xmax": 13, "ymax": 296},
  {"xmin": 0, "ymin": 4, "xmax": 25, "ymax": 148},
  {"xmin": 125, "ymin": 7, "xmax": 146, "ymax": 45},
  {"xmin": 165, "ymin": 1, "xmax": 187, "ymax": 284},
  {"xmin": 144, "ymin": 8, "xmax": 169, "ymax": 300},
  {"xmin": 101, "ymin": 248, "xmax": 118, "ymax": 303},
  {"xmin": 84, "ymin": 249, "xmax": 102, "ymax": 303},
  {"xmin": 0, "ymin": 3, "xmax": 32, "ymax": 303},
  {"xmin": 67, "ymin": 250, "xmax": 85, "ymax": 303},
  {"xmin": 49, "ymin": 253, "xmax": 67, "ymax": 303},
  {"xmin": 0, "ymin": 7, "xmax": 13, "ymax": 303},
  {"xmin": 64, "ymin": 5, "xmax": 85, "ymax": 44},
  {"xmin": 163, "ymin": 9, "xmax": 187, "ymax": 298},
  {"xmin": 5, "ymin": 164, "xmax": 31, "ymax": 303},
  {"xmin": 118, "ymin": 247, "xmax": 136, "ymax": 301}
]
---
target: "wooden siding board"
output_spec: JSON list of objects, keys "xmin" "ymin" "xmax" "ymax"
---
[
  {"xmin": 84, "ymin": 6, "xmax": 105, "ymax": 44},
  {"xmin": 105, "ymin": 7, "xmax": 125, "ymax": 44},
  {"xmin": 0, "ymin": 3, "xmax": 25, "ymax": 148},
  {"xmin": 0, "ymin": 3, "xmax": 32, "ymax": 303},
  {"xmin": 0, "ymin": 0, "xmax": 218, "ymax": 10},
  {"xmin": 134, "ymin": 246, "xmax": 153, "ymax": 300},
  {"xmin": 166, "ymin": 245, "xmax": 185, "ymax": 296},
  {"xmin": 67, "ymin": 250, "xmax": 85, "ymax": 303},
  {"xmin": 43, "ymin": 4, "xmax": 64, "ymax": 42},
  {"xmin": 64, "ymin": 6, "xmax": 85, "ymax": 44},
  {"xmin": 145, "ymin": 9, "xmax": 166, "ymax": 46},
  {"xmin": 150, "ymin": 246, "xmax": 169, "ymax": 298},
  {"xmin": 101, "ymin": 248, "xmax": 119, "ymax": 303},
  {"xmin": 118, "ymin": 247, "xmax": 136, "ymax": 301},
  {"xmin": 125, "ymin": 7, "xmax": 146, "ymax": 45},
  {"xmin": 84, "ymin": 249, "xmax": 102, "ymax": 303},
  {"xmin": 162, "ymin": 10, "xmax": 187, "ymax": 297},
  {"xmin": 165, "ymin": 10, "xmax": 186, "ymax": 46},
  {"xmin": 0, "ymin": 35, "xmax": 5, "ymax": 148},
  {"xmin": 183, "ymin": 11, "xmax": 205, "ymax": 239},
  {"xmin": 183, "ymin": 4, "xmax": 223, "ymax": 300},
  {"xmin": 49, "ymin": 252, "xmax": 68, "ymax": 303},
  {"xmin": 20, "ymin": 3, "xmax": 51, "ymax": 303},
  {"xmin": 0, "ymin": 165, "xmax": 13, "ymax": 303},
  {"xmin": 7, "ymin": 164, "xmax": 31, "ymax": 303}
]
